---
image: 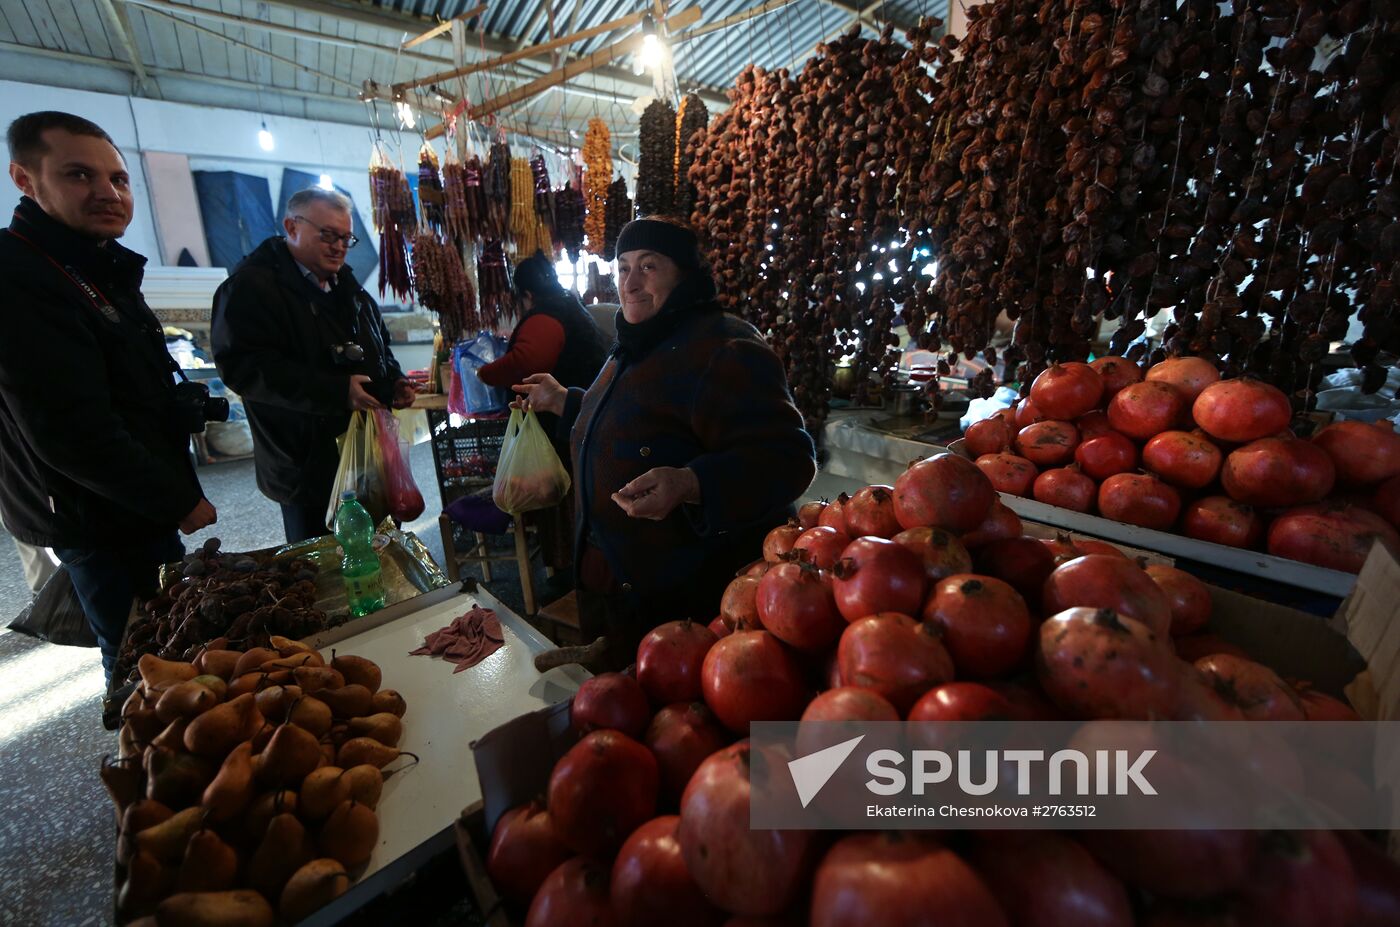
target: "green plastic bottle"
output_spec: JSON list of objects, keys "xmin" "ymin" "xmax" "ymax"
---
[{"xmin": 334, "ymin": 490, "xmax": 386, "ymax": 617}]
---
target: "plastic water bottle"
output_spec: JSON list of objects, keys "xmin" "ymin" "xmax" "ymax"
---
[{"xmin": 334, "ymin": 490, "xmax": 386, "ymax": 617}]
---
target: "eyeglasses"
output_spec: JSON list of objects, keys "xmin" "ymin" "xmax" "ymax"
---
[{"xmin": 292, "ymin": 215, "xmax": 357, "ymax": 248}]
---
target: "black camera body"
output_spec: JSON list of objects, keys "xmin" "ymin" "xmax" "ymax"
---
[{"xmin": 173, "ymin": 379, "xmax": 230, "ymax": 434}]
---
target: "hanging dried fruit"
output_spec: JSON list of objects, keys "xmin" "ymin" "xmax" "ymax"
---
[
  {"xmin": 583, "ymin": 118, "xmax": 612, "ymax": 254},
  {"xmin": 417, "ymin": 143, "xmax": 446, "ymax": 236},
  {"xmin": 369, "ymin": 143, "xmax": 416, "ymax": 304},
  {"xmin": 603, "ymin": 176, "xmax": 633, "ymax": 262},
  {"xmin": 637, "ymin": 98, "xmax": 677, "ymax": 216}
]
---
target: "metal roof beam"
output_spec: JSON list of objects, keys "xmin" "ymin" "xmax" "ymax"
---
[{"xmin": 100, "ymin": 0, "xmax": 155, "ymax": 93}]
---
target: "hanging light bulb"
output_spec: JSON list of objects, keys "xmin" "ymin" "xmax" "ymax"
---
[
  {"xmin": 395, "ymin": 100, "xmax": 416, "ymax": 129},
  {"xmin": 257, "ymin": 121, "xmax": 275, "ymax": 152},
  {"xmin": 318, "ymin": 174, "xmax": 335, "ymax": 191}
]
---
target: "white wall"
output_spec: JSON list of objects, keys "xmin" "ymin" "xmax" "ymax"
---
[{"xmin": 0, "ymin": 80, "xmax": 384, "ymax": 288}]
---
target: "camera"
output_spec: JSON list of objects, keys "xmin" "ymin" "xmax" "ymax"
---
[
  {"xmin": 330, "ymin": 342, "xmax": 367, "ymax": 366},
  {"xmin": 173, "ymin": 379, "xmax": 230, "ymax": 434}
]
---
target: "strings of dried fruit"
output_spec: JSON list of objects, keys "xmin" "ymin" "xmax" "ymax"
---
[
  {"xmin": 484, "ymin": 140, "xmax": 512, "ymax": 243},
  {"xmin": 510, "ymin": 157, "xmax": 552, "ymax": 257},
  {"xmin": 602, "ymin": 176, "xmax": 632, "ymax": 261},
  {"xmin": 418, "ymin": 143, "xmax": 446, "ymax": 236},
  {"xmin": 369, "ymin": 147, "xmax": 417, "ymax": 304},
  {"xmin": 530, "ymin": 152, "xmax": 557, "ymax": 238},
  {"xmin": 637, "ymin": 98, "xmax": 677, "ymax": 216},
  {"xmin": 412, "ymin": 233, "xmax": 478, "ymax": 342},
  {"xmin": 477, "ymin": 239, "xmax": 514, "ymax": 330},
  {"xmin": 555, "ymin": 179, "xmax": 587, "ymax": 264},
  {"xmin": 583, "ymin": 118, "xmax": 611, "ymax": 253},
  {"xmin": 441, "ymin": 155, "xmax": 473, "ymax": 244},
  {"xmin": 675, "ymin": 93, "xmax": 710, "ymax": 220}
]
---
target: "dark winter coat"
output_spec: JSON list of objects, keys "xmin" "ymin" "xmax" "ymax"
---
[
  {"xmin": 0, "ymin": 197, "xmax": 203, "ymax": 547},
  {"xmin": 558, "ymin": 275, "xmax": 816, "ymax": 621},
  {"xmin": 211, "ymin": 237, "xmax": 403, "ymax": 508}
]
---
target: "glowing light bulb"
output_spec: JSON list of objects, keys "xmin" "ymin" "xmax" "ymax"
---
[
  {"xmin": 640, "ymin": 33, "xmax": 663, "ymax": 71},
  {"xmin": 318, "ymin": 174, "xmax": 334, "ymax": 191},
  {"xmin": 257, "ymin": 123, "xmax": 274, "ymax": 152},
  {"xmin": 395, "ymin": 100, "xmax": 415, "ymax": 129}
]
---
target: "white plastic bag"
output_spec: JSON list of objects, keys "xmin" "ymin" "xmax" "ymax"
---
[{"xmin": 492, "ymin": 408, "xmax": 571, "ymax": 514}]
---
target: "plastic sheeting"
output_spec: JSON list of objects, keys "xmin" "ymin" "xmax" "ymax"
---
[{"xmin": 191, "ymin": 171, "xmax": 280, "ymax": 270}]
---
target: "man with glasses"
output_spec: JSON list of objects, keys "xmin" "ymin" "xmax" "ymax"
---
[{"xmin": 211, "ymin": 188, "xmax": 413, "ymax": 543}]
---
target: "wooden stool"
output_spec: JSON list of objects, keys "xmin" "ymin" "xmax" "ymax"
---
[
  {"xmin": 537, "ymin": 590, "xmax": 585, "ymax": 646},
  {"xmin": 439, "ymin": 512, "xmax": 539, "ymax": 615}
]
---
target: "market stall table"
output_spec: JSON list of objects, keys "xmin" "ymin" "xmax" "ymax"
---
[{"xmin": 289, "ymin": 581, "xmax": 588, "ymax": 926}]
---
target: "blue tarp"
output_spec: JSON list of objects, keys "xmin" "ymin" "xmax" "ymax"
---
[
  {"xmin": 191, "ymin": 171, "xmax": 280, "ymax": 270},
  {"xmin": 277, "ymin": 169, "xmax": 378, "ymax": 287}
]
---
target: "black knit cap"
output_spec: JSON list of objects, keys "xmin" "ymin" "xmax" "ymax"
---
[
  {"xmin": 512, "ymin": 249, "xmax": 564, "ymax": 298},
  {"xmin": 615, "ymin": 218, "xmax": 702, "ymax": 270}
]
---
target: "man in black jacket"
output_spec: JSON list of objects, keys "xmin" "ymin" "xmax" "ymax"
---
[
  {"xmin": 211, "ymin": 188, "xmax": 413, "ymax": 543},
  {"xmin": 0, "ymin": 112, "xmax": 217, "ymax": 680}
]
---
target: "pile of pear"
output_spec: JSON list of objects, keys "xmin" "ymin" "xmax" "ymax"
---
[{"xmin": 103, "ymin": 635, "xmax": 412, "ymax": 926}]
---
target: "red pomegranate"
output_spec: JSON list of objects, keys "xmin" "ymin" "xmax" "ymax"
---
[
  {"xmin": 1041, "ymin": 534, "xmax": 1129, "ymax": 563},
  {"xmin": 1036, "ymin": 607, "xmax": 1180, "ymax": 719},
  {"xmin": 486, "ymin": 800, "xmax": 573, "ymax": 906},
  {"xmin": 1192, "ymin": 377, "xmax": 1292, "ymax": 444},
  {"xmin": 836, "ymin": 612, "xmax": 955, "ymax": 714},
  {"xmin": 1031, "ymin": 362, "xmax": 1106, "ymax": 420},
  {"xmin": 1338, "ymin": 830, "xmax": 1400, "ymax": 927},
  {"xmin": 611, "ymin": 816, "xmax": 724, "ymax": 927},
  {"xmin": 1090, "ymin": 355, "xmax": 1143, "ymax": 397},
  {"xmin": 1081, "ymin": 830, "xmax": 1257, "ymax": 900},
  {"xmin": 761, "ymin": 522, "xmax": 802, "ymax": 563},
  {"xmin": 1221, "ymin": 437, "xmax": 1336, "ymax": 508},
  {"xmin": 1075, "ymin": 432, "xmax": 1139, "ymax": 481},
  {"xmin": 1143, "ymin": 430, "xmax": 1223, "ymax": 489},
  {"xmin": 985, "ymin": 678, "xmax": 1067, "ymax": 720},
  {"xmin": 959, "ymin": 500, "xmax": 1023, "ymax": 549},
  {"xmin": 922, "ymin": 574, "xmax": 1032, "ymax": 679},
  {"xmin": 1267, "ymin": 502, "xmax": 1400, "ymax": 573},
  {"xmin": 964, "ymin": 416, "xmax": 1013, "ymax": 456},
  {"xmin": 1016, "ymin": 420, "xmax": 1081, "ymax": 467},
  {"xmin": 1076, "ymin": 409, "xmax": 1116, "ymax": 439},
  {"xmin": 907, "ymin": 681, "xmax": 1016, "ymax": 722},
  {"xmin": 525, "ymin": 857, "xmax": 615, "ymax": 927},
  {"xmin": 571, "ymin": 673, "xmax": 652, "ymax": 739},
  {"xmin": 818, "ymin": 494, "xmax": 849, "ymax": 533},
  {"xmin": 637, "ymin": 620, "xmax": 718, "ymax": 706},
  {"xmin": 736, "ymin": 558, "xmax": 770, "ymax": 578},
  {"xmin": 972, "ymin": 536, "xmax": 1057, "ymax": 608},
  {"xmin": 1299, "ymin": 689, "xmax": 1361, "ymax": 721},
  {"xmin": 975, "ymin": 452, "xmax": 1038, "ymax": 496},
  {"xmin": 796, "ymin": 501, "xmax": 826, "ymax": 530},
  {"xmin": 1233, "ymin": 831, "xmax": 1358, "ymax": 927},
  {"xmin": 1375, "ymin": 474, "xmax": 1400, "ymax": 529},
  {"xmin": 701, "ymin": 631, "xmax": 810, "ymax": 733},
  {"xmin": 1098, "ymin": 472, "xmax": 1182, "ymax": 531},
  {"xmin": 644, "ymin": 702, "xmax": 731, "ymax": 802},
  {"xmin": 890, "ymin": 527, "xmax": 973, "ymax": 583},
  {"xmin": 1195, "ymin": 653, "xmax": 1305, "ymax": 720},
  {"xmin": 1312, "ymin": 420, "xmax": 1400, "ymax": 486},
  {"xmin": 678, "ymin": 741, "xmax": 816, "ymax": 916},
  {"xmin": 1016, "ymin": 396, "xmax": 1047, "ymax": 428},
  {"xmin": 1173, "ymin": 632, "xmax": 1252, "ymax": 663},
  {"xmin": 830, "ymin": 537, "xmax": 927, "ymax": 622},
  {"xmin": 790, "ymin": 526, "xmax": 851, "ymax": 570},
  {"xmin": 1144, "ymin": 564, "xmax": 1212, "ymax": 636},
  {"xmin": 1042, "ymin": 554, "xmax": 1173, "ymax": 638},
  {"xmin": 1034, "ymin": 466, "xmax": 1097, "ymax": 512},
  {"xmin": 1108, "ymin": 380, "xmax": 1187, "ymax": 440},
  {"xmin": 719, "ymin": 575, "xmax": 763, "ymax": 630},
  {"xmin": 893, "ymin": 453, "xmax": 997, "ymax": 532},
  {"xmin": 1181, "ymin": 495, "xmax": 1265, "ymax": 548},
  {"xmin": 971, "ymin": 831, "xmax": 1134, "ymax": 927},
  {"xmin": 798, "ymin": 687, "xmax": 900, "ymax": 758},
  {"xmin": 547, "ymin": 730, "xmax": 659, "ymax": 857},
  {"xmin": 1145, "ymin": 356, "xmax": 1221, "ymax": 403},
  {"xmin": 755, "ymin": 561, "xmax": 846, "ymax": 652},
  {"xmin": 810, "ymin": 833, "xmax": 1008, "ymax": 927},
  {"xmin": 708, "ymin": 617, "xmax": 732, "ymax": 639},
  {"xmin": 843, "ymin": 484, "xmax": 902, "ymax": 538}
]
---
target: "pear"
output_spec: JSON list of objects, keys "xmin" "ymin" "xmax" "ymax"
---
[
  {"xmin": 319, "ymin": 800, "xmax": 379, "ymax": 868},
  {"xmin": 156, "ymin": 890, "xmax": 274, "ymax": 927},
  {"xmin": 119, "ymin": 721, "xmax": 145, "ymax": 761},
  {"xmin": 330, "ymin": 653, "xmax": 382, "ymax": 693},
  {"xmin": 232, "ymin": 647, "xmax": 281, "ymax": 679},
  {"xmin": 190, "ymin": 674, "xmax": 229, "ymax": 700},
  {"xmin": 151, "ymin": 717, "xmax": 190, "ymax": 753},
  {"xmin": 155, "ymin": 681, "xmax": 218, "ymax": 722},
  {"xmin": 346, "ymin": 712, "xmax": 403, "ymax": 748},
  {"xmin": 225, "ymin": 671, "xmax": 271, "ymax": 700},
  {"xmin": 292, "ymin": 665, "xmax": 345, "ymax": 694},
  {"xmin": 261, "ymin": 651, "xmax": 325, "ymax": 671},
  {"xmin": 202, "ymin": 741, "xmax": 255, "ymax": 823},
  {"xmin": 254, "ymin": 684, "xmax": 303, "ymax": 724},
  {"xmin": 299, "ymin": 766, "xmax": 352, "ymax": 821},
  {"xmin": 247, "ymin": 812, "xmax": 313, "ymax": 899},
  {"xmin": 145, "ymin": 746, "xmax": 214, "ymax": 809},
  {"xmin": 269, "ymin": 634, "xmax": 313, "ymax": 656},
  {"xmin": 319, "ymin": 684, "xmax": 373, "ymax": 718},
  {"xmin": 256, "ymin": 723, "xmax": 321, "ymax": 788},
  {"xmin": 138, "ymin": 653, "xmax": 197, "ymax": 691},
  {"xmin": 117, "ymin": 799, "xmax": 172, "ymax": 866},
  {"xmin": 193, "ymin": 648, "xmax": 241, "ymax": 680},
  {"xmin": 342, "ymin": 765, "xmax": 384, "ymax": 809},
  {"xmin": 288, "ymin": 696, "xmax": 333, "ymax": 738},
  {"xmin": 100, "ymin": 754, "xmax": 145, "ymax": 815},
  {"xmin": 240, "ymin": 789, "xmax": 297, "ymax": 847},
  {"xmin": 176, "ymin": 829, "xmax": 238, "ymax": 892},
  {"xmin": 125, "ymin": 706, "xmax": 165, "ymax": 742},
  {"xmin": 336, "ymin": 737, "xmax": 407, "ymax": 770},
  {"xmin": 134, "ymin": 805, "xmax": 204, "ymax": 864},
  {"xmin": 279, "ymin": 858, "xmax": 350, "ymax": 922},
  {"xmin": 123, "ymin": 683, "xmax": 152, "ymax": 717},
  {"xmin": 117, "ymin": 850, "xmax": 170, "ymax": 919},
  {"xmin": 185, "ymin": 693, "xmax": 261, "ymax": 758},
  {"xmin": 370, "ymin": 689, "xmax": 407, "ymax": 718}
]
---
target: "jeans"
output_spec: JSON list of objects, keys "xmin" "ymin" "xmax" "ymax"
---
[
  {"xmin": 53, "ymin": 533, "xmax": 184, "ymax": 682},
  {"xmin": 281, "ymin": 502, "xmax": 330, "ymax": 545}
]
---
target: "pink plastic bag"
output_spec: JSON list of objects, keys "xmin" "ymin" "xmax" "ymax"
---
[{"xmin": 374, "ymin": 409, "xmax": 426, "ymax": 522}]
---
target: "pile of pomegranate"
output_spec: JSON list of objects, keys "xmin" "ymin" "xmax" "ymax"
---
[
  {"xmin": 485, "ymin": 458, "xmax": 1400, "ymax": 926},
  {"xmin": 963, "ymin": 356, "xmax": 1400, "ymax": 574}
]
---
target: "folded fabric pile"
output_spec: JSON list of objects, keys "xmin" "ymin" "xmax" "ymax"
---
[{"xmin": 409, "ymin": 606, "xmax": 504, "ymax": 672}]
